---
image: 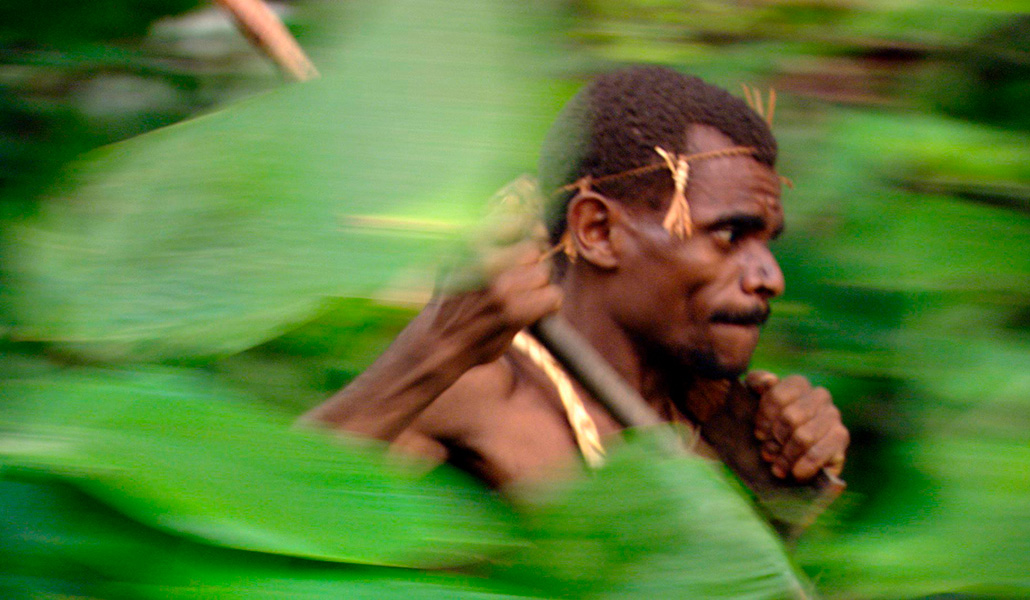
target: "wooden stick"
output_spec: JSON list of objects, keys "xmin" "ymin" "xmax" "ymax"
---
[
  {"xmin": 529, "ymin": 315, "xmax": 685, "ymax": 456},
  {"xmin": 214, "ymin": 0, "xmax": 319, "ymax": 82},
  {"xmin": 531, "ymin": 315, "xmax": 663, "ymax": 430}
]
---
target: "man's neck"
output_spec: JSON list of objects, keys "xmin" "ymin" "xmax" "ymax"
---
[
  {"xmin": 558, "ymin": 279, "xmax": 690, "ymax": 419},
  {"xmin": 557, "ymin": 275, "xmax": 733, "ymax": 425}
]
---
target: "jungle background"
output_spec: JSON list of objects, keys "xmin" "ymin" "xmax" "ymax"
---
[{"xmin": 1, "ymin": 0, "xmax": 1028, "ymax": 598}]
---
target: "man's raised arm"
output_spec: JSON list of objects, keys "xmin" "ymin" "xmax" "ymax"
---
[{"xmin": 300, "ymin": 242, "xmax": 561, "ymax": 442}]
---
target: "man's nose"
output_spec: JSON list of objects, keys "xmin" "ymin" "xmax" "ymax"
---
[{"xmin": 741, "ymin": 245, "xmax": 785, "ymax": 299}]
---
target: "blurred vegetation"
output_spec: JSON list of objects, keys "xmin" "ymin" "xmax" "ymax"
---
[{"xmin": 1, "ymin": 0, "xmax": 1028, "ymax": 598}]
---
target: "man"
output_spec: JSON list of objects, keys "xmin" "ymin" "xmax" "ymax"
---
[{"xmin": 304, "ymin": 66, "xmax": 848, "ymax": 496}]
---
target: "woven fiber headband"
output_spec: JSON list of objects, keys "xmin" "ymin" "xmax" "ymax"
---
[{"xmin": 555, "ymin": 144, "xmax": 759, "ymax": 260}]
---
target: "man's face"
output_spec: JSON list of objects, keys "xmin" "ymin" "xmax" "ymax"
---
[{"xmin": 609, "ymin": 124, "xmax": 785, "ymax": 379}]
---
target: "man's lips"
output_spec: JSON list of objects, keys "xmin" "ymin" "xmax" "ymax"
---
[{"xmin": 709, "ymin": 305, "xmax": 770, "ymax": 327}]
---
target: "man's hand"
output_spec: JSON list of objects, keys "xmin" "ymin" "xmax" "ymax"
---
[
  {"xmin": 746, "ymin": 371, "xmax": 849, "ymax": 482},
  {"xmin": 424, "ymin": 241, "xmax": 562, "ymax": 369}
]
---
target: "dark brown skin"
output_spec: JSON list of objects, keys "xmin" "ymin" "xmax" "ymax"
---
[{"xmin": 303, "ymin": 124, "xmax": 849, "ymax": 492}]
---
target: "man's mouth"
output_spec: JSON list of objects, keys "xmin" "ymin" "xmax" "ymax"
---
[{"xmin": 710, "ymin": 306, "xmax": 770, "ymax": 327}]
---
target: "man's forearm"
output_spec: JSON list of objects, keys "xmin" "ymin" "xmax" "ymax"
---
[
  {"xmin": 299, "ymin": 313, "xmax": 477, "ymax": 441},
  {"xmin": 301, "ymin": 242, "xmax": 560, "ymax": 440}
]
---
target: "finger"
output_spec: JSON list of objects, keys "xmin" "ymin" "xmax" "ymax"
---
[
  {"xmin": 772, "ymin": 410, "xmax": 834, "ymax": 478},
  {"xmin": 442, "ymin": 241, "xmax": 541, "ymax": 293},
  {"xmin": 825, "ymin": 450, "xmax": 846, "ymax": 477},
  {"xmin": 748, "ymin": 370, "xmax": 780, "ymax": 441},
  {"xmin": 481, "ymin": 240, "xmax": 544, "ymax": 278},
  {"xmin": 755, "ymin": 374, "xmax": 809, "ymax": 427},
  {"xmin": 788, "ymin": 425, "xmax": 850, "ymax": 481},
  {"xmin": 754, "ymin": 375, "xmax": 809, "ymax": 442},
  {"xmin": 768, "ymin": 386, "xmax": 829, "ymax": 449},
  {"xmin": 491, "ymin": 260, "xmax": 552, "ymax": 297},
  {"xmin": 490, "ymin": 264, "xmax": 562, "ymax": 326},
  {"xmin": 761, "ymin": 440, "xmax": 781, "ymax": 463},
  {"xmin": 745, "ymin": 370, "xmax": 779, "ymax": 396},
  {"xmin": 494, "ymin": 284, "xmax": 562, "ymax": 328}
]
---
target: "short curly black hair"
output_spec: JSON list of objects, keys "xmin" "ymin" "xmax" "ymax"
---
[{"xmin": 538, "ymin": 66, "xmax": 777, "ymax": 244}]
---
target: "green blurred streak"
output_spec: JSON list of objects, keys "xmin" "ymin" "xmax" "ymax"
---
[{"xmin": 1, "ymin": 367, "xmax": 522, "ymax": 568}]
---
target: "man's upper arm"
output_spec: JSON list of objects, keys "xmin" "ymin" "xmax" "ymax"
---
[
  {"xmin": 391, "ymin": 427, "xmax": 450, "ymax": 467},
  {"xmin": 388, "ymin": 357, "xmax": 516, "ymax": 467}
]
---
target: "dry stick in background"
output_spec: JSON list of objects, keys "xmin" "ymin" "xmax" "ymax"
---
[{"xmin": 214, "ymin": 0, "xmax": 319, "ymax": 82}]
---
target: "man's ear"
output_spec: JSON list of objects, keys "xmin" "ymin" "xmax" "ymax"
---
[{"xmin": 567, "ymin": 191, "xmax": 620, "ymax": 269}]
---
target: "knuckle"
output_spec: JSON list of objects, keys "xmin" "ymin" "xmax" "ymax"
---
[
  {"xmin": 746, "ymin": 370, "xmax": 777, "ymax": 391},
  {"xmin": 793, "ymin": 459, "xmax": 817, "ymax": 480},
  {"xmin": 527, "ymin": 263, "xmax": 550, "ymax": 286},
  {"xmin": 770, "ymin": 421, "xmax": 789, "ymax": 443},
  {"xmin": 765, "ymin": 389, "xmax": 790, "ymax": 408},
  {"xmin": 811, "ymin": 386, "xmax": 832, "ymax": 405},
  {"xmin": 793, "ymin": 428, "xmax": 816, "ymax": 448},
  {"xmin": 836, "ymin": 426, "xmax": 851, "ymax": 448},
  {"xmin": 783, "ymin": 374, "xmax": 811, "ymax": 390},
  {"xmin": 494, "ymin": 296, "xmax": 520, "ymax": 325},
  {"xmin": 485, "ymin": 274, "xmax": 508, "ymax": 300},
  {"xmin": 781, "ymin": 404, "xmax": 806, "ymax": 427}
]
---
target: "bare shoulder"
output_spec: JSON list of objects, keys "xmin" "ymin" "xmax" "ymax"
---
[{"xmin": 409, "ymin": 354, "xmax": 520, "ymax": 439}]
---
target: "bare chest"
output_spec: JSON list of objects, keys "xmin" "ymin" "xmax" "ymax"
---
[{"xmin": 439, "ymin": 359, "xmax": 623, "ymax": 490}]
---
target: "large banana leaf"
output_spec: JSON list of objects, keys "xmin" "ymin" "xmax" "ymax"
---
[{"xmin": 4, "ymin": 0, "xmax": 557, "ymax": 362}]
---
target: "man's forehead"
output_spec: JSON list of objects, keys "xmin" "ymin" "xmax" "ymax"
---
[
  {"xmin": 690, "ymin": 170, "xmax": 784, "ymax": 231},
  {"xmin": 677, "ymin": 125, "xmax": 781, "ymax": 208}
]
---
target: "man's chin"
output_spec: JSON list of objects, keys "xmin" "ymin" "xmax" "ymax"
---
[{"xmin": 689, "ymin": 349, "xmax": 750, "ymax": 380}]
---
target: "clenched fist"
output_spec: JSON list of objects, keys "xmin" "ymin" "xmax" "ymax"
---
[
  {"xmin": 425, "ymin": 241, "xmax": 562, "ymax": 369},
  {"xmin": 746, "ymin": 371, "xmax": 849, "ymax": 481}
]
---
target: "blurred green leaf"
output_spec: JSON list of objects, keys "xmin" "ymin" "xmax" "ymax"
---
[
  {"xmin": 5, "ymin": 0, "xmax": 557, "ymax": 362},
  {"xmin": 0, "ymin": 367, "xmax": 521, "ymax": 568},
  {"xmin": 501, "ymin": 430, "xmax": 811, "ymax": 599},
  {"xmin": 209, "ymin": 297, "xmax": 417, "ymax": 415},
  {"xmin": 0, "ymin": 372, "xmax": 823, "ymax": 598},
  {"xmin": 796, "ymin": 437, "xmax": 1030, "ymax": 597},
  {"xmin": 0, "ymin": 477, "xmax": 543, "ymax": 600}
]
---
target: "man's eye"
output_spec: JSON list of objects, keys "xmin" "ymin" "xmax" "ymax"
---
[{"xmin": 712, "ymin": 227, "xmax": 737, "ymax": 244}]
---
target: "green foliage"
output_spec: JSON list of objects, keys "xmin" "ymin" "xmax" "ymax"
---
[
  {"xmin": 3, "ymin": 0, "xmax": 1029, "ymax": 598},
  {"xmin": 504, "ymin": 432, "xmax": 809, "ymax": 599},
  {"xmin": 0, "ymin": 368, "xmax": 808, "ymax": 598},
  {"xmin": 209, "ymin": 298, "xmax": 417, "ymax": 414},
  {"xmin": 0, "ymin": 479, "xmax": 539, "ymax": 600},
  {"xmin": 4, "ymin": 0, "xmax": 556, "ymax": 362},
  {"xmin": 1, "ymin": 368, "xmax": 521, "ymax": 567},
  {"xmin": 0, "ymin": 0, "xmax": 201, "ymax": 47}
]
